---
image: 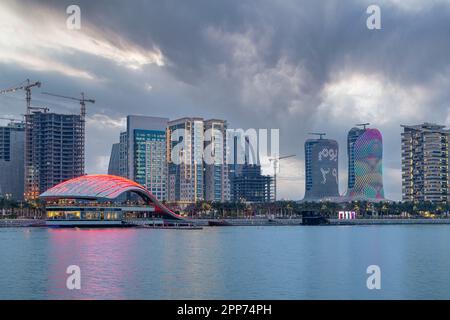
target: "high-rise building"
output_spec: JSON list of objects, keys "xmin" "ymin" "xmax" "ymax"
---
[
  {"xmin": 0, "ymin": 122, "xmax": 25, "ymax": 200},
  {"xmin": 401, "ymin": 123, "xmax": 450, "ymax": 203},
  {"xmin": 204, "ymin": 119, "xmax": 230, "ymax": 202},
  {"xmin": 345, "ymin": 125, "xmax": 384, "ymax": 201},
  {"xmin": 108, "ymin": 143, "xmax": 120, "ymax": 176},
  {"xmin": 25, "ymin": 111, "xmax": 84, "ymax": 200},
  {"xmin": 118, "ymin": 131, "xmax": 128, "ymax": 178},
  {"xmin": 303, "ymin": 136, "xmax": 339, "ymax": 201},
  {"xmin": 118, "ymin": 115, "xmax": 169, "ymax": 201},
  {"xmin": 167, "ymin": 117, "xmax": 205, "ymax": 204}
]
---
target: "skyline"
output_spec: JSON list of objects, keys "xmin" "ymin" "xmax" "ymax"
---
[{"xmin": 2, "ymin": 1, "xmax": 450, "ymax": 200}]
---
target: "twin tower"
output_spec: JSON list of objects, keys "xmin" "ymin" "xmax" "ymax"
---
[{"xmin": 303, "ymin": 125, "xmax": 385, "ymax": 202}]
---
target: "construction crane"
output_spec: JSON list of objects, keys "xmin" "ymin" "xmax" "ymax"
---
[
  {"xmin": 268, "ymin": 154, "xmax": 296, "ymax": 201},
  {"xmin": 41, "ymin": 91, "xmax": 95, "ymax": 173},
  {"xmin": 356, "ymin": 123, "xmax": 370, "ymax": 129},
  {"xmin": 0, "ymin": 79, "xmax": 43, "ymax": 202},
  {"xmin": 0, "ymin": 79, "xmax": 42, "ymax": 113},
  {"xmin": 308, "ymin": 132, "xmax": 326, "ymax": 139},
  {"xmin": 41, "ymin": 92, "xmax": 95, "ymax": 119}
]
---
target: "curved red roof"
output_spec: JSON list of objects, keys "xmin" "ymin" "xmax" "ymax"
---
[{"xmin": 40, "ymin": 174, "xmax": 183, "ymax": 220}]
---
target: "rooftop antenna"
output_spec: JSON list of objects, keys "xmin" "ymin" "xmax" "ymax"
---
[
  {"xmin": 356, "ymin": 123, "xmax": 370, "ymax": 130},
  {"xmin": 308, "ymin": 132, "xmax": 326, "ymax": 139}
]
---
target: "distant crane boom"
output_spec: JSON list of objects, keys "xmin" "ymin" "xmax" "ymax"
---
[
  {"xmin": 0, "ymin": 117, "xmax": 22, "ymax": 123},
  {"xmin": 42, "ymin": 92, "xmax": 95, "ymax": 118},
  {"xmin": 42, "ymin": 92, "xmax": 95, "ymax": 104},
  {"xmin": 268, "ymin": 154, "xmax": 296, "ymax": 201},
  {"xmin": 0, "ymin": 79, "xmax": 42, "ymax": 113}
]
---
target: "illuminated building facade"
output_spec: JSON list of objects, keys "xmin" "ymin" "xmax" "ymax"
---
[
  {"xmin": 345, "ymin": 126, "xmax": 384, "ymax": 201},
  {"xmin": 40, "ymin": 174, "xmax": 184, "ymax": 227},
  {"xmin": 401, "ymin": 123, "xmax": 450, "ymax": 203},
  {"xmin": 303, "ymin": 137, "xmax": 339, "ymax": 201}
]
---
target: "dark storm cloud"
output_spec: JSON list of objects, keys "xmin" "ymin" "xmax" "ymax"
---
[{"xmin": 2, "ymin": 0, "xmax": 450, "ymax": 200}]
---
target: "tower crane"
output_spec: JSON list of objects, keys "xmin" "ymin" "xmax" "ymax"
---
[
  {"xmin": 0, "ymin": 79, "xmax": 43, "ymax": 202},
  {"xmin": 0, "ymin": 79, "xmax": 42, "ymax": 113},
  {"xmin": 41, "ymin": 92, "xmax": 95, "ymax": 119},
  {"xmin": 268, "ymin": 154, "xmax": 296, "ymax": 201},
  {"xmin": 41, "ymin": 91, "xmax": 95, "ymax": 174}
]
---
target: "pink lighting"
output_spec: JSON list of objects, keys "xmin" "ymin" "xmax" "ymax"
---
[{"xmin": 40, "ymin": 174, "xmax": 184, "ymax": 220}]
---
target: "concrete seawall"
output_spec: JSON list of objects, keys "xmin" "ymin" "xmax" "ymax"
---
[
  {"xmin": 329, "ymin": 218, "xmax": 450, "ymax": 225},
  {"xmin": 0, "ymin": 219, "xmax": 46, "ymax": 227},
  {"xmin": 194, "ymin": 218, "xmax": 303, "ymax": 226}
]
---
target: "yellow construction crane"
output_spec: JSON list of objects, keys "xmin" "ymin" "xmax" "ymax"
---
[
  {"xmin": 268, "ymin": 154, "xmax": 296, "ymax": 201},
  {"xmin": 0, "ymin": 79, "xmax": 42, "ymax": 113}
]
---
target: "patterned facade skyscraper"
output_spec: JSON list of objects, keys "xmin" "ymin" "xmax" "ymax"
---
[
  {"xmin": 303, "ymin": 137, "xmax": 339, "ymax": 201},
  {"xmin": 345, "ymin": 126, "xmax": 384, "ymax": 201}
]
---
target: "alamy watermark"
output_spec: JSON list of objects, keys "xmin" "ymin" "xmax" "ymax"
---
[
  {"xmin": 170, "ymin": 128, "xmax": 280, "ymax": 172},
  {"xmin": 66, "ymin": 5, "xmax": 81, "ymax": 30},
  {"xmin": 366, "ymin": 265, "xmax": 381, "ymax": 290},
  {"xmin": 66, "ymin": 265, "xmax": 81, "ymax": 290},
  {"xmin": 366, "ymin": 5, "xmax": 381, "ymax": 30}
]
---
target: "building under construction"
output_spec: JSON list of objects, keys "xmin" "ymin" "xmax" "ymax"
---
[
  {"xmin": 230, "ymin": 163, "xmax": 274, "ymax": 203},
  {"xmin": 24, "ymin": 110, "xmax": 85, "ymax": 200},
  {"xmin": 0, "ymin": 80, "xmax": 92, "ymax": 201},
  {"xmin": 228, "ymin": 133, "xmax": 274, "ymax": 203}
]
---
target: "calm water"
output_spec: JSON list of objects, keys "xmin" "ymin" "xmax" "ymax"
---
[{"xmin": 1, "ymin": 225, "xmax": 450, "ymax": 299}]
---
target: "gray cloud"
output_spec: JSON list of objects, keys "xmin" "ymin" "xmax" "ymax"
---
[{"xmin": 2, "ymin": 0, "xmax": 450, "ymax": 200}]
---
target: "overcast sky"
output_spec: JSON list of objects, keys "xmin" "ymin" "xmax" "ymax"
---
[{"xmin": 1, "ymin": 0, "xmax": 450, "ymax": 201}]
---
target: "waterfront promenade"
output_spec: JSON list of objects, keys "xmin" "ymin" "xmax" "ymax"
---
[{"xmin": 5, "ymin": 217, "xmax": 450, "ymax": 227}]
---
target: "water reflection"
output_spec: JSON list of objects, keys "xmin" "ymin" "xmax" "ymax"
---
[{"xmin": 1, "ymin": 225, "xmax": 450, "ymax": 299}]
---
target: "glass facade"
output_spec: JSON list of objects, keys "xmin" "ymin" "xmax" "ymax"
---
[
  {"xmin": 346, "ymin": 128, "xmax": 385, "ymax": 201},
  {"xmin": 167, "ymin": 118, "xmax": 205, "ymax": 203},
  {"xmin": 47, "ymin": 208, "xmax": 122, "ymax": 220},
  {"xmin": 134, "ymin": 129, "xmax": 167, "ymax": 201}
]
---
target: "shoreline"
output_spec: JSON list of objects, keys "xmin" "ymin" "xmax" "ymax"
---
[{"xmin": 4, "ymin": 217, "xmax": 450, "ymax": 227}]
